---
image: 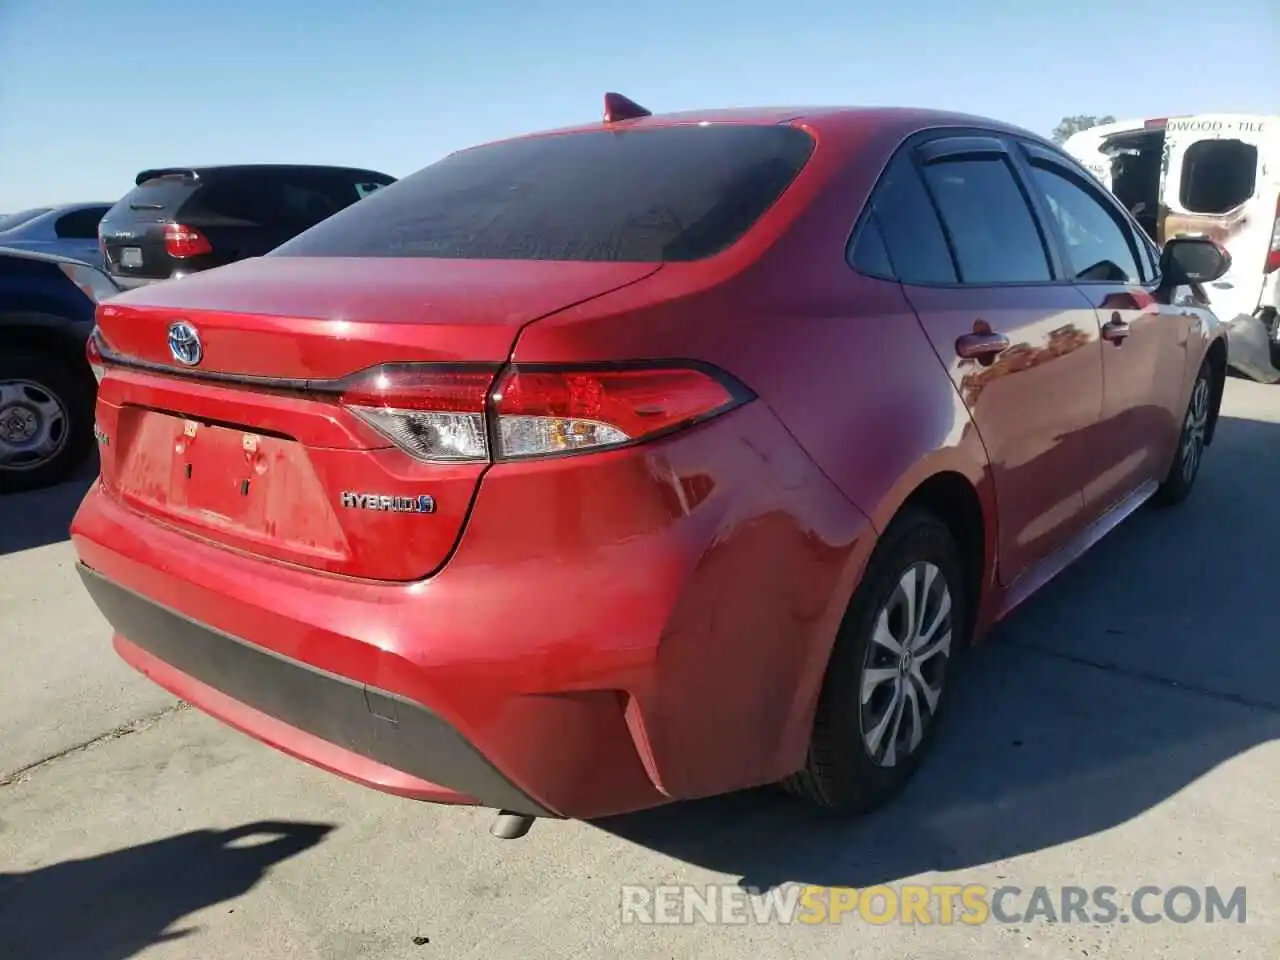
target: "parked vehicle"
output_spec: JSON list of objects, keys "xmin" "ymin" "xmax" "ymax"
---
[
  {"xmin": 73, "ymin": 97, "xmax": 1231, "ymax": 839},
  {"xmin": 1064, "ymin": 113, "xmax": 1280, "ymax": 383},
  {"xmin": 97, "ymin": 164, "xmax": 396, "ymax": 289},
  {"xmin": 0, "ymin": 203, "xmax": 113, "ymax": 266},
  {"xmin": 1, "ymin": 246, "xmax": 119, "ymax": 492}
]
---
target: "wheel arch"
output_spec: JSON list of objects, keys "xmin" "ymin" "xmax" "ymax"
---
[
  {"xmin": 884, "ymin": 469, "xmax": 992, "ymax": 648},
  {"xmin": 0, "ymin": 310, "xmax": 94, "ymax": 382}
]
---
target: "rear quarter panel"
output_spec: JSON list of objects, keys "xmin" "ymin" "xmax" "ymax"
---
[{"xmin": 507, "ymin": 117, "xmax": 1000, "ymax": 792}]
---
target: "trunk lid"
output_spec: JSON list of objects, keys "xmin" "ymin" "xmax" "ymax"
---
[{"xmin": 93, "ymin": 256, "xmax": 661, "ymax": 580}]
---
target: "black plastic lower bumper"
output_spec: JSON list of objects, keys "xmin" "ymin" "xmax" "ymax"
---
[{"xmin": 77, "ymin": 564, "xmax": 552, "ymax": 817}]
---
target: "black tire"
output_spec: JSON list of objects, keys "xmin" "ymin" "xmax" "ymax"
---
[
  {"xmin": 784, "ymin": 507, "xmax": 968, "ymax": 814},
  {"xmin": 0, "ymin": 348, "xmax": 95, "ymax": 494},
  {"xmin": 1153, "ymin": 358, "xmax": 1213, "ymax": 507},
  {"xmin": 1268, "ymin": 311, "xmax": 1280, "ymax": 371}
]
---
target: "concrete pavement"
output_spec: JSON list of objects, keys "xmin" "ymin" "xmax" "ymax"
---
[{"xmin": 2, "ymin": 378, "xmax": 1277, "ymax": 959}]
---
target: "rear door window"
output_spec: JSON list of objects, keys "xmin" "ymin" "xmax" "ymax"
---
[
  {"xmin": 278, "ymin": 181, "xmax": 342, "ymax": 226},
  {"xmin": 273, "ymin": 125, "xmax": 815, "ymax": 262},
  {"xmin": 920, "ymin": 156, "xmax": 1053, "ymax": 284},
  {"xmin": 1179, "ymin": 139, "xmax": 1258, "ymax": 213},
  {"xmin": 189, "ymin": 175, "xmax": 283, "ymax": 225},
  {"xmin": 849, "ymin": 152, "xmax": 957, "ymax": 284}
]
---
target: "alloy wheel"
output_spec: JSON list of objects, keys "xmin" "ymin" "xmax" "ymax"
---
[
  {"xmin": 1180, "ymin": 376, "xmax": 1210, "ymax": 485},
  {"xmin": 859, "ymin": 561, "xmax": 954, "ymax": 768}
]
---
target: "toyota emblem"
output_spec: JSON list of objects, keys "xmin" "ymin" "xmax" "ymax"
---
[{"xmin": 167, "ymin": 320, "xmax": 203, "ymax": 366}]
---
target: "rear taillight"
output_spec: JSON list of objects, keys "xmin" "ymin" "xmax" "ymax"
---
[
  {"xmin": 492, "ymin": 365, "xmax": 745, "ymax": 459},
  {"xmin": 341, "ymin": 366, "xmax": 494, "ymax": 462},
  {"xmin": 85, "ymin": 331, "xmax": 106, "ymax": 383},
  {"xmin": 338, "ymin": 362, "xmax": 752, "ymax": 463},
  {"xmin": 1265, "ymin": 194, "xmax": 1280, "ymax": 274},
  {"xmin": 164, "ymin": 223, "xmax": 212, "ymax": 258}
]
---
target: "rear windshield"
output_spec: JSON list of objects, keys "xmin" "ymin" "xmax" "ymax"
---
[
  {"xmin": 272, "ymin": 125, "xmax": 816, "ymax": 262},
  {"xmin": 1179, "ymin": 139, "xmax": 1258, "ymax": 214},
  {"xmin": 103, "ymin": 176, "xmax": 199, "ymax": 219}
]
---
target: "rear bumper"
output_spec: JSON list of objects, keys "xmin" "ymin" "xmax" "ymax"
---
[
  {"xmin": 71, "ymin": 401, "xmax": 875, "ymax": 819},
  {"xmin": 79, "ymin": 564, "xmax": 553, "ymax": 816},
  {"xmin": 1223, "ymin": 313, "xmax": 1280, "ymax": 384}
]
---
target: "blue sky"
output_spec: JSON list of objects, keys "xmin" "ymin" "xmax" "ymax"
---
[{"xmin": 0, "ymin": 0, "xmax": 1275, "ymax": 210}]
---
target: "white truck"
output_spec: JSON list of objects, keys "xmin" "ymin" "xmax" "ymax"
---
[{"xmin": 1064, "ymin": 113, "xmax": 1280, "ymax": 383}]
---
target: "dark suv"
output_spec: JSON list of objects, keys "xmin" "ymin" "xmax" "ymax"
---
[{"xmin": 98, "ymin": 164, "xmax": 395, "ymax": 289}]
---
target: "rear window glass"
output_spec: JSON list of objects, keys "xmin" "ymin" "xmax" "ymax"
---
[
  {"xmin": 273, "ymin": 125, "xmax": 816, "ymax": 262},
  {"xmin": 1180, "ymin": 139, "xmax": 1258, "ymax": 214},
  {"xmin": 106, "ymin": 177, "xmax": 199, "ymax": 218}
]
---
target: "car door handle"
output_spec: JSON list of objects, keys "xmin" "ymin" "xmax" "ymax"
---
[
  {"xmin": 955, "ymin": 331, "xmax": 1011, "ymax": 360},
  {"xmin": 1101, "ymin": 317, "xmax": 1130, "ymax": 344}
]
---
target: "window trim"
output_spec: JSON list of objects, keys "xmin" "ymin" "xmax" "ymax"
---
[
  {"xmin": 1013, "ymin": 141, "xmax": 1154, "ymax": 286},
  {"xmin": 916, "ymin": 135, "xmax": 1010, "ymax": 165}
]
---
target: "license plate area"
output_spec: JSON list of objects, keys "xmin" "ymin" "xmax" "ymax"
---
[
  {"xmin": 172, "ymin": 420, "xmax": 268, "ymax": 524},
  {"xmin": 120, "ymin": 247, "xmax": 143, "ymax": 268},
  {"xmin": 117, "ymin": 411, "xmax": 345, "ymax": 561}
]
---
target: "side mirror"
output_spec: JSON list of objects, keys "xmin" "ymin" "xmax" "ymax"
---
[{"xmin": 1160, "ymin": 236, "xmax": 1232, "ymax": 284}]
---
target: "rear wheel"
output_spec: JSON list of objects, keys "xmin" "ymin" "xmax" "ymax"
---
[
  {"xmin": 784, "ymin": 508, "xmax": 967, "ymax": 813},
  {"xmin": 1267, "ymin": 310, "xmax": 1280, "ymax": 370},
  {"xmin": 1153, "ymin": 358, "xmax": 1213, "ymax": 507},
  {"xmin": 0, "ymin": 349, "xmax": 94, "ymax": 494}
]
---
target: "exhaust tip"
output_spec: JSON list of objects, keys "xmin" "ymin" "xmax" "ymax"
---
[{"xmin": 491, "ymin": 811, "xmax": 536, "ymax": 840}]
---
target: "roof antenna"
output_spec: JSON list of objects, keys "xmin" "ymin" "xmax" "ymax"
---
[{"xmin": 604, "ymin": 92, "xmax": 652, "ymax": 123}]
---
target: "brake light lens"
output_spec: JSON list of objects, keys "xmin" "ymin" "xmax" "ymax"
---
[
  {"xmin": 85, "ymin": 331, "xmax": 106, "ymax": 383},
  {"xmin": 492, "ymin": 366, "xmax": 744, "ymax": 459},
  {"xmin": 164, "ymin": 223, "xmax": 213, "ymax": 258},
  {"xmin": 337, "ymin": 362, "xmax": 751, "ymax": 463},
  {"xmin": 340, "ymin": 366, "xmax": 495, "ymax": 462}
]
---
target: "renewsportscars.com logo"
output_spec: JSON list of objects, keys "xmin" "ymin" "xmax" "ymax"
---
[{"xmin": 620, "ymin": 883, "xmax": 1248, "ymax": 926}]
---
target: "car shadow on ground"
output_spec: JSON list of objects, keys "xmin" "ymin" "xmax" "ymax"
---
[
  {"xmin": 0, "ymin": 820, "xmax": 333, "ymax": 960},
  {"xmin": 593, "ymin": 413, "xmax": 1280, "ymax": 890},
  {"xmin": 0, "ymin": 453, "xmax": 96, "ymax": 556}
]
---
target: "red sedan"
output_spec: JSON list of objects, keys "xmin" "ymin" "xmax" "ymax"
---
[{"xmin": 72, "ymin": 96, "xmax": 1231, "ymax": 839}]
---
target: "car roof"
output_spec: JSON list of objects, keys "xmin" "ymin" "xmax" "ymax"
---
[
  {"xmin": 466, "ymin": 104, "xmax": 1056, "ymax": 153},
  {"xmin": 133, "ymin": 164, "xmax": 394, "ymax": 186}
]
